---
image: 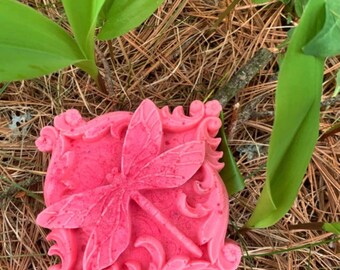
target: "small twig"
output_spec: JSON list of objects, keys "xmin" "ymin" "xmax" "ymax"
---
[
  {"xmin": 288, "ymin": 222, "xmax": 324, "ymax": 231},
  {"xmin": 213, "ymin": 48, "xmax": 274, "ymax": 107},
  {"xmin": 250, "ymin": 110, "xmax": 275, "ymax": 119}
]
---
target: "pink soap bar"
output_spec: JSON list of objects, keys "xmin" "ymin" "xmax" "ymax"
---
[{"xmin": 36, "ymin": 99, "xmax": 241, "ymax": 270}]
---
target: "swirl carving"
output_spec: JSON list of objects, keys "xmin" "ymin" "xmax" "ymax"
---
[
  {"xmin": 160, "ymin": 101, "xmax": 205, "ymax": 132},
  {"xmin": 45, "ymin": 229, "xmax": 77, "ymax": 270},
  {"xmin": 35, "ymin": 126, "xmax": 59, "ymax": 153},
  {"xmin": 134, "ymin": 236, "xmax": 165, "ymax": 269}
]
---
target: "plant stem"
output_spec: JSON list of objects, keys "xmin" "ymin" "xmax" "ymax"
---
[
  {"xmin": 288, "ymin": 222, "xmax": 324, "ymax": 231},
  {"xmin": 242, "ymin": 236, "xmax": 340, "ymax": 258},
  {"xmin": 107, "ymin": 40, "xmax": 115, "ymax": 64},
  {"xmin": 96, "ymin": 45, "xmax": 114, "ymax": 97},
  {"xmin": 96, "ymin": 72, "xmax": 108, "ymax": 95}
]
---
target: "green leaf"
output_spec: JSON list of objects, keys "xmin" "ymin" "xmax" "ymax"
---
[
  {"xmin": 61, "ymin": 0, "xmax": 105, "ymax": 61},
  {"xmin": 246, "ymin": 0, "xmax": 325, "ymax": 228},
  {"xmin": 322, "ymin": 222, "xmax": 340, "ymax": 234},
  {"xmin": 218, "ymin": 113, "xmax": 245, "ymax": 196},
  {"xmin": 0, "ymin": 0, "xmax": 84, "ymax": 82},
  {"xmin": 281, "ymin": 0, "xmax": 291, "ymax": 5},
  {"xmin": 333, "ymin": 68, "xmax": 340, "ymax": 97},
  {"xmin": 98, "ymin": 0, "xmax": 115, "ymax": 23},
  {"xmin": 303, "ymin": 0, "xmax": 340, "ymax": 57},
  {"xmin": 294, "ymin": 0, "xmax": 310, "ymax": 17},
  {"xmin": 0, "ymin": 82, "xmax": 10, "ymax": 96},
  {"xmin": 76, "ymin": 60, "xmax": 100, "ymax": 81},
  {"xmin": 252, "ymin": 0, "xmax": 271, "ymax": 3},
  {"xmin": 98, "ymin": 0, "xmax": 165, "ymax": 40}
]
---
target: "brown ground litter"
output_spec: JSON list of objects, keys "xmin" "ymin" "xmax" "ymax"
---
[{"xmin": 1, "ymin": 0, "xmax": 339, "ymax": 269}]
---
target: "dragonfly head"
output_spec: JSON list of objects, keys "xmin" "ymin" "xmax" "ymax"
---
[{"xmin": 106, "ymin": 167, "xmax": 128, "ymax": 189}]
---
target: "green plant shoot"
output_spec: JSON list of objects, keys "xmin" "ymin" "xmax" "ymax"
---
[
  {"xmin": 62, "ymin": 0, "xmax": 105, "ymax": 59},
  {"xmin": 60, "ymin": 0, "xmax": 106, "ymax": 79},
  {"xmin": 323, "ymin": 222, "xmax": 340, "ymax": 235},
  {"xmin": 246, "ymin": 0, "xmax": 326, "ymax": 228},
  {"xmin": 218, "ymin": 113, "xmax": 245, "ymax": 196},
  {"xmin": 0, "ymin": 0, "xmax": 165, "ymax": 84}
]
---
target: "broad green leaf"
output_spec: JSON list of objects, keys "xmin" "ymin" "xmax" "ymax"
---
[
  {"xmin": 303, "ymin": 0, "xmax": 340, "ymax": 57},
  {"xmin": 218, "ymin": 113, "xmax": 245, "ymax": 196},
  {"xmin": 98, "ymin": 0, "xmax": 165, "ymax": 40},
  {"xmin": 246, "ymin": 0, "xmax": 325, "ymax": 228},
  {"xmin": 61, "ymin": 0, "xmax": 105, "ymax": 61},
  {"xmin": 0, "ymin": 0, "xmax": 84, "ymax": 82},
  {"xmin": 322, "ymin": 222, "xmax": 340, "ymax": 234}
]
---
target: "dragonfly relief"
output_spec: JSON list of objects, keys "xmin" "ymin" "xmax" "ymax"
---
[{"xmin": 36, "ymin": 99, "xmax": 206, "ymax": 270}]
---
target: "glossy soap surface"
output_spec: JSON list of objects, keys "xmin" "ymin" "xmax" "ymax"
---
[{"xmin": 36, "ymin": 99, "xmax": 241, "ymax": 270}]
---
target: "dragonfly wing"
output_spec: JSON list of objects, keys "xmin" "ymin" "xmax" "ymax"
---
[
  {"xmin": 122, "ymin": 99, "xmax": 163, "ymax": 177},
  {"xmin": 36, "ymin": 185, "xmax": 114, "ymax": 229},
  {"xmin": 135, "ymin": 141, "xmax": 205, "ymax": 189},
  {"xmin": 83, "ymin": 192, "xmax": 131, "ymax": 270}
]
